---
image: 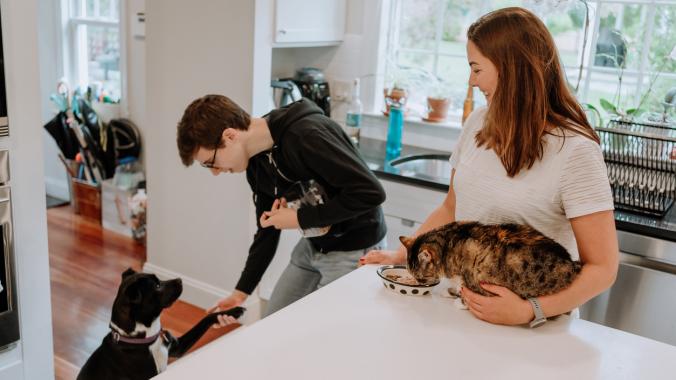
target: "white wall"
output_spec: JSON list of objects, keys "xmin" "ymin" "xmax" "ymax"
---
[
  {"xmin": 144, "ymin": 0, "xmax": 263, "ymax": 317},
  {"xmin": 40, "ymin": 0, "xmax": 69, "ymax": 200},
  {"xmin": 0, "ymin": 0, "xmax": 55, "ymax": 379},
  {"xmin": 124, "ymin": 0, "xmax": 146, "ymax": 161}
]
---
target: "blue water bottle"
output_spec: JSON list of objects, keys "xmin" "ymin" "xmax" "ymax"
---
[{"xmin": 386, "ymin": 102, "xmax": 404, "ymax": 160}]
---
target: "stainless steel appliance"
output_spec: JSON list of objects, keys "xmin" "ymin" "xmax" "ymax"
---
[
  {"xmin": 0, "ymin": 150, "xmax": 18, "ymax": 352},
  {"xmin": 271, "ymin": 79, "xmax": 302, "ymax": 109},
  {"xmin": 293, "ymin": 67, "xmax": 331, "ymax": 117},
  {"xmin": 0, "ymin": 7, "xmax": 8, "ymax": 136},
  {"xmin": 581, "ymin": 231, "xmax": 676, "ymax": 346}
]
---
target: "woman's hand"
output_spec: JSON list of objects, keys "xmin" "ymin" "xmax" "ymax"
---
[
  {"xmin": 260, "ymin": 198, "xmax": 299, "ymax": 230},
  {"xmin": 359, "ymin": 249, "xmax": 406, "ymax": 266},
  {"xmin": 207, "ymin": 290, "xmax": 248, "ymax": 328},
  {"xmin": 461, "ymin": 283, "xmax": 534, "ymax": 325}
]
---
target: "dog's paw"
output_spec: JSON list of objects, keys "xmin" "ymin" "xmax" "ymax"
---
[
  {"xmin": 453, "ymin": 297, "xmax": 468, "ymax": 310},
  {"xmin": 214, "ymin": 306, "xmax": 246, "ymax": 319}
]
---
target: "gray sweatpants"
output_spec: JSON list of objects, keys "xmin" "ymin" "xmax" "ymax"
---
[{"xmin": 263, "ymin": 237, "xmax": 386, "ymax": 317}]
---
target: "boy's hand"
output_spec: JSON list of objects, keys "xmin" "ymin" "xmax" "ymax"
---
[{"xmin": 260, "ymin": 198, "xmax": 300, "ymax": 229}]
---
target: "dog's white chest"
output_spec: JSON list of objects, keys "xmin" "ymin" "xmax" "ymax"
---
[
  {"xmin": 130, "ymin": 319, "xmax": 169, "ymax": 374},
  {"xmin": 150, "ymin": 339, "xmax": 168, "ymax": 373}
]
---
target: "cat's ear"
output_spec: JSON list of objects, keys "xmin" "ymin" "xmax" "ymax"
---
[
  {"xmin": 418, "ymin": 249, "xmax": 432, "ymax": 264},
  {"xmin": 399, "ymin": 236, "xmax": 414, "ymax": 249}
]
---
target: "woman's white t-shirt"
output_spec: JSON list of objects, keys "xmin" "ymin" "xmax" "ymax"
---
[{"xmin": 450, "ymin": 107, "xmax": 614, "ymax": 260}]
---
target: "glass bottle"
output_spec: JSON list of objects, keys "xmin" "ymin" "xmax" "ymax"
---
[{"xmin": 345, "ymin": 78, "xmax": 362, "ymax": 145}]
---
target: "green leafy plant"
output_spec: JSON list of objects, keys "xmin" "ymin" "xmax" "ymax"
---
[{"xmin": 591, "ymin": 29, "xmax": 675, "ymax": 123}]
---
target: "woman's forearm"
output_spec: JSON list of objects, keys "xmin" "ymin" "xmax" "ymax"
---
[{"xmin": 537, "ymin": 262, "xmax": 617, "ymax": 318}]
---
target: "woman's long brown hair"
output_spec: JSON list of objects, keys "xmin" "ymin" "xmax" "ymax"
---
[{"xmin": 467, "ymin": 7, "xmax": 599, "ymax": 177}]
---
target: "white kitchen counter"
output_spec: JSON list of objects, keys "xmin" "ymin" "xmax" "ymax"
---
[{"xmin": 155, "ymin": 265, "xmax": 676, "ymax": 379}]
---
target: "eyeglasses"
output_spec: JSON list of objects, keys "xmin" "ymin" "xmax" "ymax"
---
[{"xmin": 199, "ymin": 135, "xmax": 222, "ymax": 169}]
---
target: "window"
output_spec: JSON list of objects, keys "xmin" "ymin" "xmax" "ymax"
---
[
  {"xmin": 63, "ymin": 0, "xmax": 122, "ymax": 103},
  {"xmin": 384, "ymin": 0, "xmax": 676, "ymax": 124}
]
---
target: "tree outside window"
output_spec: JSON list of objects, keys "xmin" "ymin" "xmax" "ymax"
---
[{"xmin": 385, "ymin": 0, "xmax": 676, "ymax": 124}]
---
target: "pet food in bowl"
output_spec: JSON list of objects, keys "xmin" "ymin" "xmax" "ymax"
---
[{"xmin": 377, "ymin": 265, "xmax": 439, "ymax": 296}]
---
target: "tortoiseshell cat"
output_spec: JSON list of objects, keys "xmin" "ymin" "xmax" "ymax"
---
[{"xmin": 400, "ymin": 221, "xmax": 582, "ymax": 301}]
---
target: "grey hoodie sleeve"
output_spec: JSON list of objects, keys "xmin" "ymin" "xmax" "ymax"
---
[{"xmin": 295, "ymin": 128, "xmax": 386, "ymax": 229}]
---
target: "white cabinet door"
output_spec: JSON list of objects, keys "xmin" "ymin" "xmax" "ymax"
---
[
  {"xmin": 384, "ymin": 214, "xmax": 421, "ymax": 253},
  {"xmin": 380, "ymin": 179, "xmax": 446, "ymax": 250},
  {"xmin": 258, "ymin": 229, "xmax": 302, "ymax": 300},
  {"xmin": 380, "ymin": 180, "xmax": 446, "ymax": 224},
  {"xmin": 274, "ymin": 0, "xmax": 346, "ymax": 46}
]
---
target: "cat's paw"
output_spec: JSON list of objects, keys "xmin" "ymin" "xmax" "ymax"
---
[
  {"xmin": 441, "ymin": 287, "xmax": 457, "ymax": 298},
  {"xmin": 447, "ymin": 287, "xmax": 461, "ymax": 298},
  {"xmin": 448, "ymin": 275, "xmax": 463, "ymax": 297},
  {"xmin": 454, "ymin": 297, "xmax": 468, "ymax": 310}
]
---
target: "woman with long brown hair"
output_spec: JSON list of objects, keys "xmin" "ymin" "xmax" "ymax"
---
[{"xmin": 362, "ymin": 7, "xmax": 618, "ymax": 326}]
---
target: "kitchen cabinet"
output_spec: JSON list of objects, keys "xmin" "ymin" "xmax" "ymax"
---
[
  {"xmin": 273, "ymin": 0, "xmax": 346, "ymax": 47},
  {"xmin": 383, "ymin": 215, "xmax": 420, "ymax": 251},
  {"xmin": 380, "ymin": 179, "xmax": 446, "ymax": 249}
]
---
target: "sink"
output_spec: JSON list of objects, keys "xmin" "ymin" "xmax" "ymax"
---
[{"xmin": 388, "ymin": 154, "xmax": 452, "ymax": 183}]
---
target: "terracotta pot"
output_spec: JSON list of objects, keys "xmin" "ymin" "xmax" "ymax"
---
[{"xmin": 426, "ymin": 97, "xmax": 450, "ymax": 122}]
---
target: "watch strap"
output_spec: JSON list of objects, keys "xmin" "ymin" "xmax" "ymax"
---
[{"xmin": 527, "ymin": 297, "xmax": 546, "ymax": 328}]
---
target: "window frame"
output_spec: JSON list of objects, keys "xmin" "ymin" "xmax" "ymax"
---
[
  {"xmin": 381, "ymin": 0, "xmax": 676, "ymax": 123},
  {"xmin": 60, "ymin": 0, "xmax": 125, "ymax": 104}
]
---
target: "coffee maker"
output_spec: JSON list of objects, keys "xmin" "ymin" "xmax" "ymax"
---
[{"xmin": 293, "ymin": 68, "xmax": 331, "ymax": 117}]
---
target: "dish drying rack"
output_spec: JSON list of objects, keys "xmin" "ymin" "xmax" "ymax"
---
[{"xmin": 597, "ymin": 118, "xmax": 676, "ymax": 217}]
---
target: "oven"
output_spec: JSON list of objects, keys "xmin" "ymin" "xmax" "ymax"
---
[{"xmin": 0, "ymin": 150, "xmax": 18, "ymax": 352}]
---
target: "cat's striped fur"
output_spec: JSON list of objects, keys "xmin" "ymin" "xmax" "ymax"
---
[{"xmin": 401, "ymin": 221, "xmax": 582, "ymax": 299}]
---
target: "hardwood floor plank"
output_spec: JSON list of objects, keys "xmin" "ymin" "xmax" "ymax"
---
[{"xmin": 49, "ymin": 206, "xmax": 239, "ymax": 380}]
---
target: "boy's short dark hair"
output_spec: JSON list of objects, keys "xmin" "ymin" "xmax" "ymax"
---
[{"xmin": 176, "ymin": 94, "xmax": 251, "ymax": 166}]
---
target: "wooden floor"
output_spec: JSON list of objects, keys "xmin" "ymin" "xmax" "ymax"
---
[{"xmin": 48, "ymin": 205, "xmax": 239, "ymax": 380}]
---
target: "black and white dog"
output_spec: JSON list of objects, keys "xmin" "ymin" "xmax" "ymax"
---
[{"xmin": 77, "ymin": 268, "xmax": 245, "ymax": 380}]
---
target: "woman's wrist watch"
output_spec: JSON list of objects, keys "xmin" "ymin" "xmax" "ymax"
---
[{"xmin": 527, "ymin": 297, "xmax": 547, "ymax": 328}]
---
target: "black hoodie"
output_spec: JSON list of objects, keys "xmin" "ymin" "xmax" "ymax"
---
[{"xmin": 235, "ymin": 99, "xmax": 387, "ymax": 295}]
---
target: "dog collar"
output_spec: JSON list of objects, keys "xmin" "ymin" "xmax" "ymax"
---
[{"xmin": 109, "ymin": 324, "xmax": 166, "ymax": 345}]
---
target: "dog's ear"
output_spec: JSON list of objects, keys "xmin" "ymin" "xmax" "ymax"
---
[
  {"xmin": 122, "ymin": 268, "xmax": 136, "ymax": 279},
  {"xmin": 124, "ymin": 282, "xmax": 143, "ymax": 305}
]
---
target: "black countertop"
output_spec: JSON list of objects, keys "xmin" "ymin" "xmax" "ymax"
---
[{"xmin": 358, "ymin": 137, "xmax": 676, "ymax": 243}]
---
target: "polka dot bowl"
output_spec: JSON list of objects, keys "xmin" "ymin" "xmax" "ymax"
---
[{"xmin": 377, "ymin": 265, "xmax": 439, "ymax": 296}]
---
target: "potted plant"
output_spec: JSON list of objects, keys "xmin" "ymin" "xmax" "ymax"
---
[
  {"xmin": 593, "ymin": 40, "xmax": 676, "ymax": 126},
  {"xmin": 424, "ymin": 77, "xmax": 452, "ymax": 122}
]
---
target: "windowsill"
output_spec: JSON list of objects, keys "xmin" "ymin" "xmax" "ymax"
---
[
  {"xmin": 357, "ymin": 111, "xmax": 463, "ymax": 152},
  {"xmin": 363, "ymin": 112, "xmax": 463, "ymax": 130}
]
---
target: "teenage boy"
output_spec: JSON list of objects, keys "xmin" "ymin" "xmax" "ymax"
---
[{"xmin": 176, "ymin": 95, "xmax": 386, "ymax": 324}]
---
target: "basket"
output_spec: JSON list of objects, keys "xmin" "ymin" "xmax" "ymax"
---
[{"xmin": 70, "ymin": 178, "xmax": 102, "ymax": 222}]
